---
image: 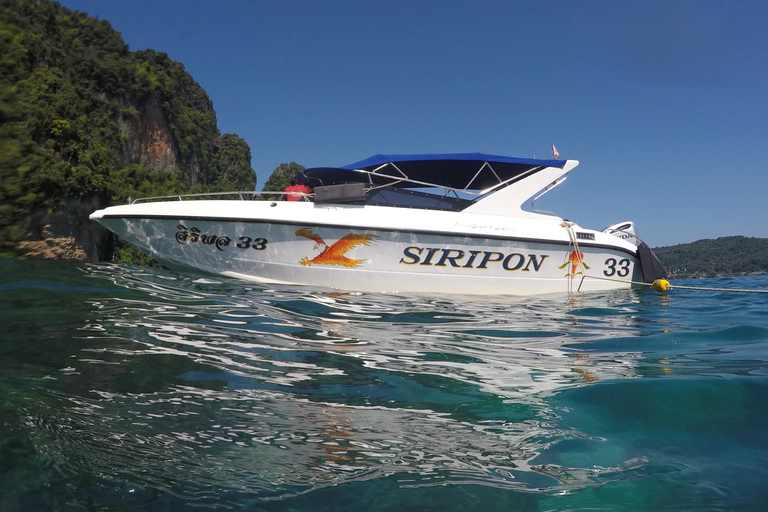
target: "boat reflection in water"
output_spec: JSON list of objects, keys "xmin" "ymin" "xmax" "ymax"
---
[{"xmin": 20, "ymin": 264, "xmax": 661, "ymax": 503}]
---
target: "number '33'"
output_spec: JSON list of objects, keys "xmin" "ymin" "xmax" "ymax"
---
[{"xmin": 604, "ymin": 258, "xmax": 630, "ymax": 277}]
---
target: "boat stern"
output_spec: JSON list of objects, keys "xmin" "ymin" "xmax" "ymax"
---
[{"xmin": 603, "ymin": 221, "xmax": 667, "ymax": 283}]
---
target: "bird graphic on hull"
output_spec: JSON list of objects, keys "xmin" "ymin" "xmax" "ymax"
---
[{"xmin": 295, "ymin": 228, "xmax": 377, "ymax": 267}]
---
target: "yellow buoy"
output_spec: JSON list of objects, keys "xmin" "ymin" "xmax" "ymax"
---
[{"xmin": 652, "ymin": 279, "xmax": 671, "ymax": 292}]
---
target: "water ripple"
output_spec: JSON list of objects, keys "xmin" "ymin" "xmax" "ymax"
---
[{"xmin": 2, "ymin": 263, "xmax": 767, "ymax": 509}]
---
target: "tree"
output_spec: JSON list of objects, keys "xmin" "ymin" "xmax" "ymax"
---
[
  {"xmin": 262, "ymin": 162, "xmax": 305, "ymax": 194},
  {"xmin": 654, "ymin": 236, "xmax": 768, "ymax": 278},
  {"xmin": 213, "ymin": 134, "xmax": 256, "ymax": 191}
]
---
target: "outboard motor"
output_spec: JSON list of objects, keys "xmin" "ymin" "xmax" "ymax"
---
[
  {"xmin": 603, "ymin": 221, "xmax": 667, "ymax": 283},
  {"xmin": 603, "ymin": 221, "xmax": 641, "ymax": 246}
]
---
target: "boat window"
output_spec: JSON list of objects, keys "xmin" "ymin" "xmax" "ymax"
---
[{"xmin": 354, "ymin": 188, "xmax": 474, "ymax": 211}]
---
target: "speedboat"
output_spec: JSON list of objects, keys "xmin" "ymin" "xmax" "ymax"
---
[{"xmin": 90, "ymin": 153, "xmax": 666, "ymax": 295}]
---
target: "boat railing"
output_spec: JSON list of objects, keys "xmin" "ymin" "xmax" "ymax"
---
[
  {"xmin": 127, "ymin": 181, "xmax": 468, "ymax": 205},
  {"xmin": 129, "ymin": 190, "xmax": 304, "ymax": 204}
]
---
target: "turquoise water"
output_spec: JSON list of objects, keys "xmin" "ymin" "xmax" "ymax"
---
[{"xmin": 1, "ymin": 259, "xmax": 767, "ymax": 511}]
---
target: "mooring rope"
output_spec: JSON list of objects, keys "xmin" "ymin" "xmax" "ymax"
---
[
  {"xmin": 583, "ymin": 274, "xmax": 768, "ymax": 294},
  {"xmin": 561, "ymin": 221, "xmax": 591, "ymax": 294}
]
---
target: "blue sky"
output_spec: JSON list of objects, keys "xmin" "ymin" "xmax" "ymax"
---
[{"xmin": 59, "ymin": 0, "xmax": 767, "ymax": 246}]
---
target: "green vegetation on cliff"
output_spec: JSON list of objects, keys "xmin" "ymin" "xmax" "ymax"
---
[
  {"xmin": 261, "ymin": 162, "xmax": 305, "ymax": 199},
  {"xmin": 0, "ymin": 0, "xmax": 255, "ymax": 259},
  {"xmin": 654, "ymin": 236, "xmax": 768, "ymax": 278}
]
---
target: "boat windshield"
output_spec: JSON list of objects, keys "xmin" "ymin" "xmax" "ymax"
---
[{"xmin": 357, "ymin": 187, "xmax": 473, "ymax": 211}]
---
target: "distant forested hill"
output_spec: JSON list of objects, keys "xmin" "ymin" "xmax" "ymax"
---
[
  {"xmin": 654, "ymin": 236, "xmax": 768, "ymax": 278},
  {"xmin": 0, "ymin": 0, "xmax": 255, "ymax": 262}
]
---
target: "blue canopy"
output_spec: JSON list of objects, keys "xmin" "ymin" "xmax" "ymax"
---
[
  {"xmin": 296, "ymin": 153, "xmax": 566, "ymax": 191},
  {"xmin": 340, "ymin": 153, "xmax": 565, "ymax": 170}
]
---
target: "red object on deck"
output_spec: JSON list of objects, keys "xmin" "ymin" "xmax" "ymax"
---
[{"xmin": 284, "ymin": 184, "xmax": 310, "ymax": 201}]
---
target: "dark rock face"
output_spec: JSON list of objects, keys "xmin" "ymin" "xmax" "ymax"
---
[
  {"xmin": 118, "ymin": 96, "xmax": 179, "ymax": 174},
  {"xmin": 18, "ymin": 198, "xmax": 110, "ymax": 261}
]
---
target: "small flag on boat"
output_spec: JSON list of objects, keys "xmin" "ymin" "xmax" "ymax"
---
[{"xmin": 551, "ymin": 143, "xmax": 560, "ymax": 159}]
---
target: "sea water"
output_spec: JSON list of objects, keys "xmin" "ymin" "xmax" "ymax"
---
[{"xmin": 1, "ymin": 259, "xmax": 767, "ymax": 511}]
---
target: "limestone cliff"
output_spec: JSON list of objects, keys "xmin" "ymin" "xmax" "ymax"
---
[{"xmin": 0, "ymin": 0, "xmax": 257, "ymax": 262}]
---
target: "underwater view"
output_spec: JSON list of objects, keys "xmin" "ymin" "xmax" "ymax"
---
[{"xmin": 1, "ymin": 259, "xmax": 767, "ymax": 511}]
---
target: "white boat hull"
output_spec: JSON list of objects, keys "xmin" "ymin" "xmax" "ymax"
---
[{"xmin": 92, "ymin": 201, "xmax": 642, "ymax": 295}]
